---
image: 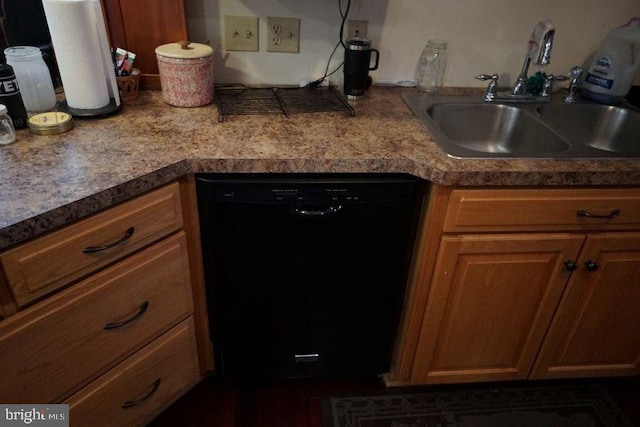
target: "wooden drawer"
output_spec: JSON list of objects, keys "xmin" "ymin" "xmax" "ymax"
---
[
  {"xmin": 67, "ymin": 318, "xmax": 200, "ymax": 427},
  {"xmin": 0, "ymin": 183, "xmax": 183, "ymax": 306},
  {"xmin": 443, "ymin": 188, "xmax": 640, "ymax": 233},
  {"xmin": 0, "ymin": 232, "xmax": 193, "ymax": 403}
]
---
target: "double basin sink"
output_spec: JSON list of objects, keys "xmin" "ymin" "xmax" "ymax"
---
[{"xmin": 402, "ymin": 93, "xmax": 640, "ymax": 159}]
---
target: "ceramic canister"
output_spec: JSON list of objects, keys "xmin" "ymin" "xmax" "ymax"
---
[{"xmin": 155, "ymin": 40, "xmax": 214, "ymax": 107}]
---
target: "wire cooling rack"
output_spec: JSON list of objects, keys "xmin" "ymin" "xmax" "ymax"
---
[{"xmin": 214, "ymin": 85, "xmax": 356, "ymax": 122}]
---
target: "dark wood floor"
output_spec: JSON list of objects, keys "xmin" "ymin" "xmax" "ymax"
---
[{"xmin": 148, "ymin": 374, "xmax": 640, "ymax": 427}]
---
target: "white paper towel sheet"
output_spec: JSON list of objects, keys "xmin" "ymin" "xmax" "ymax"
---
[{"xmin": 42, "ymin": 0, "xmax": 119, "ymax": 110}]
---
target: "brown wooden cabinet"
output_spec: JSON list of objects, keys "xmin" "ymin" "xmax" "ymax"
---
[
  {"xmin": 0, "ymin": 183, "xmax": 184, "ymax": 307},
  {"xmin": 0, "ymin": 179, "xmax": 211, "ymax": 425},
  {"xmin": 0, "ymin": 232, "xmax": 194, "ymax": 403},
  {"xmin": 101, "ymin": 0, "xmax": 187, "ymax": 89},
  {"xmin": 531, "ymin": 233, "xmax": 640, "ymax": 379},
  {"xmin": 67, "ymin": 318, "xmax": 199, "ymax": 427},
  {"xmin": 410, "ymin": 233, "xmax": 584, "ymax": 384},
  {"xmin": 390, "ymin": 186, "xmax": 640, "ymax": 386}
]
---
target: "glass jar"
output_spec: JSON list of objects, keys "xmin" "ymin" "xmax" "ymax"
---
[
  {"xmin": 0, "ymin": 104, "xmax": 17, "ymax": 145},
  {"xmin": 5, "ymin": 46, "xmax": 57, "ymax": 113},
  {"xmin": 415, "ymin": 39, "xmax": 448, "ymax": 93}
]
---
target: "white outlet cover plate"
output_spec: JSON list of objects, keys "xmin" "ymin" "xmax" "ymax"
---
[
  {"xmin": 225, "ymin": 15, "xmax": 259, "ymax": 52},
  {"xmin": 267, "ymin": 17, "xmax": 300, "ymax": 53},
  {"xmin": 347, "ymin": 20, "xmax": 368, "ymax": 39}
]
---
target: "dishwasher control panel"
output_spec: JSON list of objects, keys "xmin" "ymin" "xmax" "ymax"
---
[{"xmin": 197, "ymin": 174, "xmax": 418, "ymax": 205}]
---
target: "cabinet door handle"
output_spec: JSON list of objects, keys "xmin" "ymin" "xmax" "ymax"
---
[
  {"xmin": 121, "ymin": 378, "xmax": 161, "ymax": 409},
  {"xmin": 82, "ymin": 227, "xmax": 135, "ymax": 253},
  {"xmin": 585, "ymin": 260, "xmax": 599, "ymax": 271},
  {"xmin": 564, "ymin": 260, "xmax": 578, "ymax": 271},
  {"xmin": 576, "ymin": 209, "xmax": 620, "ymax": 219},
  {"xmin": 103, "ymin": 301, "xmax": 149, "ymax": 330}
]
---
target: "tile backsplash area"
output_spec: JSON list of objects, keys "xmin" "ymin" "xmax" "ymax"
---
[{"xmin": 185, "ymin": 0, "xmax": 640, "ymax": 88}]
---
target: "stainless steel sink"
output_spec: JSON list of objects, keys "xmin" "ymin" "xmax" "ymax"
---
[
  {"xmin": 427, "ymin": 103, "xmax": 569, "ymax": 157},
  {"xmin": 402, "ymin": 93, "xmax": 640, "ymax": 159},
  {"xmin": 537, "ymin": 103, "xmax": 640, "ymax": 155}
]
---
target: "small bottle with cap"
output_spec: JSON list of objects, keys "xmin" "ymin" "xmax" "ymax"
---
[{"xmin": 0, "ymin": 104, "xmax": 17, "ymax": 145}]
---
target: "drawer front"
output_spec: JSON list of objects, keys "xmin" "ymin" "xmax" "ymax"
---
[
  {"xmin": 68, "ymin": 318, "xmax": 200, "ymax": 427},
  {"xmin": 0, "ymin": 232, "xmax": 193, "ymax": 403},
  {"xmin": 1, "ymin": 183, "xmax": 183, "ymax": 306},
  {"xmin": 444, "ymin": 188, "xmax": 640, "ymax": 233}
]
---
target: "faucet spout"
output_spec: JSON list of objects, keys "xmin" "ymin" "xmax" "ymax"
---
[
  {"xmin": 510, "ymin": 19, "xmax": 555, "ymax": 96},
  {"xmin": 536, "ymin": 26, "xmax": 555, "ymax": 65}
]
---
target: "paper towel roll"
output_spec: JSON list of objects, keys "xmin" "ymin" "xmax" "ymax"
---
[{"xmin": 42, "ymin": 0, "xmax": 119, "ymax": 110}]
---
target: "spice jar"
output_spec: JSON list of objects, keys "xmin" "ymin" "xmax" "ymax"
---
[
  {"xmin": 5, "ymin": 46, "xmax": 57, "ymax": 113},
  {"xmin": 0, "ymin": 104, "xmax": 17, "ymax": 145},
  {"xmin": 415, "ymin": 39, "xmax": 448, "ymax": 93}
]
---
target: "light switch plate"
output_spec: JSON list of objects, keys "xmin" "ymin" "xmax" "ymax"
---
[
  {"xmin": 224, "ymin": 15, "xmax": 259, "ymax": 52},
  {"xmin": 267, "ymin": 17, "xmax": 300, "ymax": 53}
]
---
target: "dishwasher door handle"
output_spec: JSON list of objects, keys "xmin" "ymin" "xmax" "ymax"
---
[{"xmin": 291, "ymin": 205, "xmax": 343, "ymax": 217}]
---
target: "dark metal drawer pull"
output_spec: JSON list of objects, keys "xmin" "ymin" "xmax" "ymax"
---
[
  {"xmin": 121, "ymin": 378, "xmax": 161, "ymax": 409},
  {"xmin": 82, "ymin": 227, "xmax": 135, "ymax": 254},
  {"xmin": 576, "ymin": 209, "xmax": 620, "ymax": 219},
  {"xmin": 103, "ymin": 301, "xmax": 149, "ymax": 330}
]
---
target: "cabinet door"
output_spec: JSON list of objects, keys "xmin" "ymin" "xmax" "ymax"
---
[
  {"xmin": 102, "ymin": 0, "xmax": 187, "ymax": 89},
  {"xmin": 410, "ymin": 234, "xmax": 585, "ymax": 384},
  {"xmin": 531, "ymin": 232, "xmax": 640, "ymax": 379}
]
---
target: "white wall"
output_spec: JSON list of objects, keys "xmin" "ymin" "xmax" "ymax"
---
[{"xmin": 184, "ymin": 0, "xmax": 640, "ymax": 87}]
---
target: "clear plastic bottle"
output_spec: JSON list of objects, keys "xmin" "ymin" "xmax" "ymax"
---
[
  {"xmin": 5, "ymin": 46, "xmax": 57, "ymax": 112},
  {"xmin": 415, "ymin": 39, "xmax": 448, "ymax": 93},
  {"xmin": 0, "ymin": 104, "xmax": 17, "ymax": 145}
]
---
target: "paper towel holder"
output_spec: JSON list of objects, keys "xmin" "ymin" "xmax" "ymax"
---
[
  {"xmin": 58, "ymin": 98, "xmax": 122, "ymax": 118},
  {"xmin": 42, "ymin": 0, "xmax": 122, "ymax": 117}
]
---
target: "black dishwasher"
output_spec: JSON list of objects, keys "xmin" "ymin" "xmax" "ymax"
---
[{"xmin": 196, "ymin": 174, "xmax": 423, "ymax": 381}]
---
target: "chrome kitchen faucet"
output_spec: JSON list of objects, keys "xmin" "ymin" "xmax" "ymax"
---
[
  {"xmin": 476, "ymin": 19, "xmax": 565, "ymax": 103},
  {"xmin": 510, "ymin": 19, "xmax": 555, "ymax": 97}
]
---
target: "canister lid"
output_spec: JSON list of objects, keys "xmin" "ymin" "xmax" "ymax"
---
[
  {"xmin": 28, "ymin": 112, "xmax": 74, "ymax": 135},
  {"xmin": 155, "ymin": 40, "xmax": 214, "ymax": 59},
  {"xmin": 4, "ymin": 46, "xmax": 42, "ymax": 60}
]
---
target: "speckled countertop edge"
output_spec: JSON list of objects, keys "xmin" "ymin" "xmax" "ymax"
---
[{"xmin": 1, "ymin": 86, "xmax": 639, "ymax": 250}]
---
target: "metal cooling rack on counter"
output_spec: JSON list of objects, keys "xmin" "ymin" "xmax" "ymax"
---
[{"xmin": 214, "ymin": 85, "xmax": 356, "ymax": 122}]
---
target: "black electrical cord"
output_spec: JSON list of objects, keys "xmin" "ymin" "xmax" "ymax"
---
[
  {"xmin": 308, "ymin": 0, "xmax": 351, "ymax": 88},
  {"xmin": 338, "ymin": 0, "xmax": 351, "ymax": 48}
]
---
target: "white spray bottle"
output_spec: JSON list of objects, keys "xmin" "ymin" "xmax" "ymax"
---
[{"xmin": 582, "ymin": 17, "xmax": 640, "ymax": 104}]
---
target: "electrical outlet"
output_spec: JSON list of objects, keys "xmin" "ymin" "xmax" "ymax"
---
[
  {"xmin": 267, "ymin": 17, "xmax": 300, "ymax": 53},
  {"xmin": 224, "ymin": 15, "xmax": 259, "ymax": 52},
  {"xmin": 347, "ymin": 20, "xmax": 368, "ymax": 39}
]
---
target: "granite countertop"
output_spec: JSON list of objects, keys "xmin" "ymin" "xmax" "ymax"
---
[{"xmin": 1, "ymin": 86, "xmax": 640, "ymax": 250}]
